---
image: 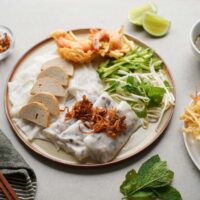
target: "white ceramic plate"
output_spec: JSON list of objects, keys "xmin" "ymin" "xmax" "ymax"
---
[
  {"xmin": 5, "ymin": 29, "xmax": 175, "ymax": 167},
  {"xmin": 183, "ymin": 129, "xmax": 200, "ymax": 170}
]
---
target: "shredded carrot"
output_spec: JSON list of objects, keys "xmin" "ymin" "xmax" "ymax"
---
[{"xmin": 65, "ymin": 95, "xmax": 126, "ymax": 138}]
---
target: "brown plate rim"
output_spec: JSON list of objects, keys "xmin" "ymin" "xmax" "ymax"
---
[{"xmin": 4, "ymin": 28, "xmax": 176, "ymax": 168}]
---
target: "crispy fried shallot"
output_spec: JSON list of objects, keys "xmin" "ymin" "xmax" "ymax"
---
[
  {"xmin": 0, "ymin": 33, "xmax": 10, "ymax": 53},
  {"xmin": 65, "ymin": 95, "xmax": 126, "ymax": 138}
]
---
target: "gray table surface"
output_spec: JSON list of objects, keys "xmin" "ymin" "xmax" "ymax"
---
[{"xmin": 1, "ymin": 0, "xmax": 200, "ymax": 199}]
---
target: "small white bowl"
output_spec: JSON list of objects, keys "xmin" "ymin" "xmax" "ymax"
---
[
  {"xmin": 0, "ymin": 25, "xmax": 15, "ymax": 61},
  {"xmin": 190, "ymin": 19, "xmax": 200, "ymax": 61}
]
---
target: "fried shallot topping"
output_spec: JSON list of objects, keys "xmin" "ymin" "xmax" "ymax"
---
[
  {"xmin": 0, "ymin": 33, "xmax": 10, "ymax": 53},
  {"xmin": 65, "ymin": 95, "xmax": 126, "ymax": 138}
]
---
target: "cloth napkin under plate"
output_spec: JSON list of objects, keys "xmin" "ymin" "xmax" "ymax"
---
[{"xmin": 0, "ymin": 129, "xmax": 37, "ymax": 200}]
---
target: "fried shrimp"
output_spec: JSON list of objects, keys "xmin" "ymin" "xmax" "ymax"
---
[
  {"xmin": 90, "ymin": 28, "xmax": 122, "ymax": 51},
  {"xmin": 51, "ymin": 31, "xmax": 96, "ymax": 63},
  {"xmin": 51, "ymin": 27, "xmax": 134, "ymax": 63},
  {"xmin": 89, "ymin": 27, "xmax": 134, "ymax": 58}
]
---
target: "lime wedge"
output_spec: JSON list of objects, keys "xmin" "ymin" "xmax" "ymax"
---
[
  {"xmin": 143, "ymin": 12, "xmax": 171, "ymax": 37},
  {"xmin": 128, "ymin": 3, "xmax": 157, "ymax": 26}
]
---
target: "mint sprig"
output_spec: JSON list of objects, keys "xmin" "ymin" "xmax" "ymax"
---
[{"xmin": 120, "ymin": 155, "xmax": 182, "ymax": 200}]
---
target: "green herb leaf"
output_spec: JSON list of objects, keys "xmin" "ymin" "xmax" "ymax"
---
[
  {"xmin": 124, "ymin": 76, "xmax": 145, "ymax": 96},
  {"xmin": 120, "ymin": 155, "xmax": 182, "ymax": 200},
  {"xmin": 127, "ymin": 190, "xmax": 156, "ymax": 200},
  {"xmin": 153, "ymin": 186, "xmax": 182, "ymax": 200},
  {"xmin": 120, "ymin": 169, "xmax": 138, "ymax": 196},
  {"xmin": 145, "ymin": 85, "xmax": 165, "ymax": 107},
  {"xmin": 133, "ymin": 155, "xmax": 174, "ymax": 191},
  {"xmin": 137, "ymin": 155, "xmax": 160, "ymax": 177},
  {"xmin": 163, "ymin": 80, "xmax": 173, "ymax": 92},
  {"xmin": 105, "ymin": 81, "xmax": 120, "ymax": 93},
  {"xmin": 135, "ymin": 107, "xmax": 147, "ymax": 118},
  {"xmin": 136, "ymin": 161, "xmax": 174, "ymax": 189}
]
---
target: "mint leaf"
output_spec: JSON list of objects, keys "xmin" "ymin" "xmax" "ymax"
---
[
  {"xmin": 120, "ymin": 155, "xmax": 182, "ymax": 200},
  {"xmin": 153, "ymin": 186, "xmax": 182, "ymax": 200},
  {"xmin": 139, "ymin": 161, "xmax": 174, "ymax": 188},
  {"xmin": 127, "ymin": 190, "xmax": 156, "ymax": 200},
  {"xmin": 120, "ymin": 169, "xmax": 137, "ymax": 196},
  {"xmin": 126, "ymin": 169, "xmax": 137, "ymax": 181},
  {"xmin": 133, "ymin": 157, "xmax": 174, "ymax": 193},
  {"xmin": 137, "ymin": 155, "xmax": 160, "ymax": 176}
]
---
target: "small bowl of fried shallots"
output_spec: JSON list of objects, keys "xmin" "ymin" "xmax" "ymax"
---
[{"xmin": 0, "ymin": 25, "xmax": 15, "ymax": 61}]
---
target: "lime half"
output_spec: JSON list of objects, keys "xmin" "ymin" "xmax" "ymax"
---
[
  {"xmin": 143, "ymin": 12, "xmax": 171, "ymax": 37},
  {"xmin": 128, "ymin": 3, "xmax": 157, "ymax": 26}
]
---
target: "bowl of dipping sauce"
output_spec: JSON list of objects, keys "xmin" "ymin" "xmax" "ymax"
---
[{"xmin": 0, "ymin": 25, "xmax": 15, "ymax": 61}]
